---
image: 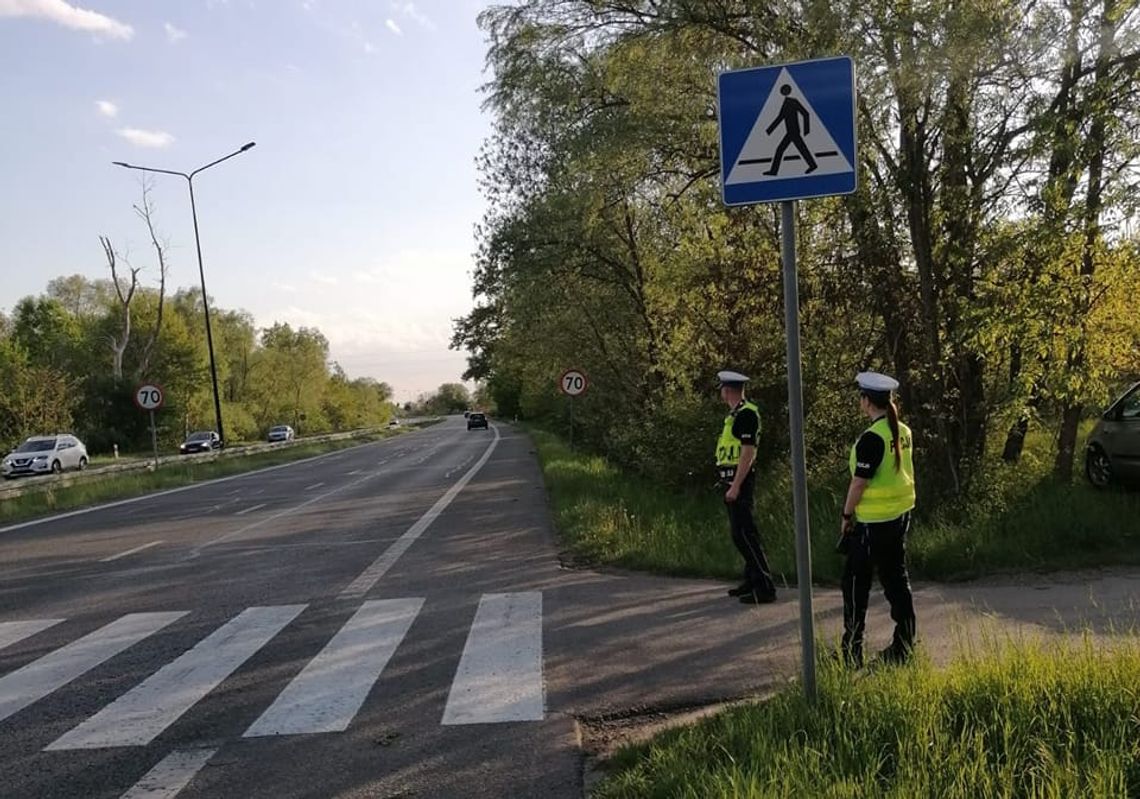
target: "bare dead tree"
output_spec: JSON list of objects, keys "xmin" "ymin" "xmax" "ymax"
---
[
  {"xmin": 133, "ymin": 184, "xmax": 169, "ymax": 379},
  {"xmin": 100, "ymin": 235, "xmax": 139, "ymax": 380}
]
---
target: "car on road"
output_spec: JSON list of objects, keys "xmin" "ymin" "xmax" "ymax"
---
[
  {"xmin": 1086, "ymin": 380, "xmax": 1140, "ymax": 487},
  {"xmin": 467, "ymin": 412, "xmax": 488, "ymax": 431},
  {"xmin": 180, "ymin": 431, "xmax": 222, "ymax": 455},
  {"xmin": 388, "ymin": 418, "xmax": 400, "ymax": 428},
  {"xmin": 2, "ymin": 435, "xmax": 88, "ymax": 479},
  {"xmin": 267, "ymin": 425, "xmax": 295, "ymax": 443}
]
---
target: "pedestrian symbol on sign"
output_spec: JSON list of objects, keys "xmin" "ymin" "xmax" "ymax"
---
[{"xmin": 724, "ymin": 67, "xmax": 853, "ymax": 187}]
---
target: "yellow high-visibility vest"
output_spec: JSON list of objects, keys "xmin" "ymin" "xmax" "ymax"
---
[{"xmin": 849, "ymin": 417, "xmax": 916, "ymax": 522}]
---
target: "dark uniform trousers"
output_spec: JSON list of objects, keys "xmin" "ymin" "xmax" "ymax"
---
[
  {"xmin": 724, "ymin": 471, "xmax": 776, "ymax": 596},
  {"xmin": 841, "ymin": 512, "xmax": 916, "ymax": 661}
]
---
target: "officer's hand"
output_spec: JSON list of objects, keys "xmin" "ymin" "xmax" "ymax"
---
[
  {"xmin": 725, "ymin": 485, "xmax": 740, "ymax": 503},
  {"xmin": 839, "ymin": 516, "xmax": 854, "ymax": 538}
]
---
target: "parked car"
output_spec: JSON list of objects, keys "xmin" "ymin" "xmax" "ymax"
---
[
  {"xmin": 2, "ymin": 435, "xmax": 88, "ymax": 479},
  {"xmin": 1086, "ymin": 380, "xmax": 1140, "ymax": 487},
  {"xmin": 180, "ymin": 431, "xmax": 222, "ymax": 455},
  {"xmin": 467, "ymin": 412, "xmax": 489, "ymax": 431},
  {"xmin": 267, "ymin": 425, "xmax": 295, "ymax": 443}
]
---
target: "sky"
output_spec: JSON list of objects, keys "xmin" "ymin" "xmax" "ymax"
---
[{"xmin": 0, "ymin": 0, "xmax": 493, "ymax": 403}]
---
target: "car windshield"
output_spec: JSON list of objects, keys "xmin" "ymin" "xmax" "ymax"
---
[
  {"xmin": 187, "ymin": 432, "xmax": 212, "ymax": 441},
  {"xmin": 16, "ymin": 439, "xmax": 57, "ymax": 453},
  {"xmin": 270, "ymin": 427, "xmax": 288, "ymax": 433},
  {"xmin": 471, "ymin": 414, "xmax": 485, "ymax": 420}
]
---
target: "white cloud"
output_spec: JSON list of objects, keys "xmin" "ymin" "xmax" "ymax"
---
[
  {"xmin": 384, "ymin": 18, "xmax": 401, "ymax": 36},
  {"xmin": 308, "ymin": 270, "xmax": 339, "ymax": 286},
  {"xmin": 390, "ymin": 2, "xmax": 435, "ymax": 31},
  {"xmin": 163, "ymin": 21, "xmax": 187, "ymax": 43},
  {"xmin": 95, "ymin": 99, "xmax": 117, "ymax": 118},
  {"xmin": 117, "ymin": 127, "xmax": 175, "ymax": 148},
  {"xmin": 0, "ymin": 0, "xmax": 134, "ymax": 40},
  {"xmin": 271, "ymin": 281, "xmax": 298, "ymax": 293},
  {"xmin": 363, "ymin": 41, "xmax": 376, "ymax": 54}
]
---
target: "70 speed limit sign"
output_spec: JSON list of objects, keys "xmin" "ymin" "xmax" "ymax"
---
[
  {"xmin": 133, "ymin": 383, "xmax": 165, "ymax": 411},
  {"xmin": 559, "ymin": 369, "xmax": 589, "ymax": 397}
]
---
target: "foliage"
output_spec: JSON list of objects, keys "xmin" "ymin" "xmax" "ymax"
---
[
  {"xmin": 454, "ymin": 0, "xmax": 1140, "ymax": 507},
  {"xmin": 0, "ymin": 275, "xmax": 395, "ymax": 453}
]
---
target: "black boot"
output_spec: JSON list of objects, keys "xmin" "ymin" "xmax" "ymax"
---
[
  {"xmin": 727, "ymin": 582, "xmax": 752, "ymax": 597},
  {"xmin": 739, "ymin": 589, "xmax": 777, "ymax": 605}
]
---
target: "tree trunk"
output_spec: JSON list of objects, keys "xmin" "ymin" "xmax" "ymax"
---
[{"xmin": 1054, "ymin": 404, "xmax": 1083, "ymax": 480}]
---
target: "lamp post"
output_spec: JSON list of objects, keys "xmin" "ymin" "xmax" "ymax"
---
[{"xmin": 113, "ymin": 142, "xmax": 256, "ymax": 446}]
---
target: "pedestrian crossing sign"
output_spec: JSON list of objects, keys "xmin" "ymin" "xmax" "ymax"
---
[{"xmin": 717, "ymin": 56, "xmax": 857, "ymax": 206}]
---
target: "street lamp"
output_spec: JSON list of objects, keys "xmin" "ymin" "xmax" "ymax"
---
[{"xmin": 113, "ymin": 142, "xmax": 256, "ymax": 447}]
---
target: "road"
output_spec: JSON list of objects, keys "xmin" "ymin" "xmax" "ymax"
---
[{"xmin": 2, "ymin": 417, "xmax": 1138, "ymax": 798}]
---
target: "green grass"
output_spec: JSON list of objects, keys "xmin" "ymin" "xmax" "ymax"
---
[
  {"xmin": 593, "ymin": 637, "xmax": 1140, "ymax": 798},
  {"xmin": 0, "ymin": 433, "xmax": 394, "ymax": 525},
  {"xmin": 532, "ymin": 429, "xmax": 1140, "ymax": 585}
]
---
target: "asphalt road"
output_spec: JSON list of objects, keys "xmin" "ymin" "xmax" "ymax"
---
[{"xmin": 3, "ymin": 416, "xmax": 1138, "ymax": 799}]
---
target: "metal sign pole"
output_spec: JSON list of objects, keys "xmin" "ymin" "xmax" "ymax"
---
[
  {"xmin": 149, "ymin": 409, "xmax": 160, "ymax": 470},
  {"xmin": 781, "ymin": 200, "xmax": 817, "ymax": 702},
  {"xmin": 569, "ymin": 396, "xmax": 575, "ymax": 451}
]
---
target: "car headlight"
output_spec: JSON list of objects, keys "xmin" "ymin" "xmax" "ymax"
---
[{"xmin": 33, "ymin": 455, "xmax": 48, "ymax": 461}]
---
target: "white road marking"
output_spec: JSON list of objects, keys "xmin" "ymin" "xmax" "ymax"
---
[
  {"xmin": 0, "ymin": 619, "xmax": 64, "ymax": 652},
  {"xmin": 0, "ymin": 612, "xmax": 187, "ymax": 724},
  {"xmin": 347, "ymin": 469, "xmax": 363, "ymax": 476},
  {"xmin": 244, "ymin": 598, "xmax": 423, "ymax": 737},
  {"xmin": 119, "ymin": 747, "xmax": 218, "ymax": 799},
  {"xmin": 101, "ymin": 541, "xmax": 164, "ymax": 563},
  {"xmin": 442, "ymin": 592, "xmax": 544, "ymax": 725},
  {"xmin": 339, "ymin": 426, "xmax": 501, "ymax": 600},
  {"xmin": 304, "ymin": 482, "xmax": 325, "ymax": 491},
  {"xmin": 48, "ymin": 605, "xmax": 305, "ymax": 750},
  {"xmin": 234, "ymin": 503, "xmax": 267, "ymax": 517},
  {"xmin": 0, "ymin": 439, "xmax": 388, "ymax": 536}
]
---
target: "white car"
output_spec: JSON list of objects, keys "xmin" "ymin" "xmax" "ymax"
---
[
  {"xmin": 267, "ymin": 425, "xmax": 295, "ymax": 443},
  {"xmin": 2, "ymin": 435, "xmax": 89, "ymax": 479}
]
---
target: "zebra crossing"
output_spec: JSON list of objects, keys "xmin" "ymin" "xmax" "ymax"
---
[{"xmin": 0, "ymin": 592, "xmax": 545, "ymax": 756}]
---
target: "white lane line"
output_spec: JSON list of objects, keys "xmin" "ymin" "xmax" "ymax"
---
[
  {"xmin": 442, "ymin": 592, "xmax": 544, "ymax": 725},
  {"xmin": 347, "ymin": 469, "xmax": 363, "ymax": 476},
  {"xmin": 48, "ymin": 605, "xmax": 305, "ymax": 750},
  {"xmin": 304, "ymin": 482, "xmax": 325, "ymax": 491},
  {"xmin": 101, "ymin": 541, "xmax": 164, "ymax": 563},
  {"xmin": 120, "ymin": 747, "xmax": 218, "ymax": 799},
  {"xmin": 0, "ymin": 612, "xmax": 187, "ymax": 724},
  {"xmin": 0, "ymin": 438, "xmax": 391, "ymax": 535},
  {"xmin": 339, "ymin": 425, "xmax": 501, "ymax": 600},
  {"xmin": 0, "ymin": 619, "xmax": 64, "ymax": 652},
  {"xmin": 234, "ymin": 503, "xmax": 267, "ymax": 517},
  {"xmin": 244, "ymin": 598, "xmax": 423, "ymax": 737}
]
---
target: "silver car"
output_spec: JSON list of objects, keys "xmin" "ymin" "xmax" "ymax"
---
[
  {"xmin": 1086, "ymin": 381, "xmax": 1140, "ymax": 487},
  {"xmin": 267, "ymin": 425, "xmax": 295, "ymax": 443},
  {"xmin": 2, "ymin": 435, "xmax": 89, "ymax": 479}
]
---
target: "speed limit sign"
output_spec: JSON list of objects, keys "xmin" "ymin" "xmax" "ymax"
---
[
  {"xmin": 559, "ymin": 369, "xmax": 589, "ymax": 397},
  {"xmin": 133, "ymin": 383, "xmax": 165, "ymax": 411}
]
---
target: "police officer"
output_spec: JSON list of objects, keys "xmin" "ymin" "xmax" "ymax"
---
[
  {"xmin": 838, "ymin": 372, "xmax": 917, "ymax": 666},
  {"xmin": 715, "ymin": 370, "xmax": 777, "ymax": 604}
]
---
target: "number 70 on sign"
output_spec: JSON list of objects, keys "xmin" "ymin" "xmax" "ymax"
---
[{"xmin": 559, "ymin": 369, "xmax": 588, "ymax": 397}]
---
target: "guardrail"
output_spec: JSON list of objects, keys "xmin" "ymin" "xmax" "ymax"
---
[{"xmin": 0, "ymin": 420, "xmax": 439, "ymax": 502}]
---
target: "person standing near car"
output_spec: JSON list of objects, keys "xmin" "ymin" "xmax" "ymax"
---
[
  {"xmin": 715, "ymin": 370, "xmax": 778, "ymax": 604},
  {"xmin": 837, "ymin": 372, "xmax": 917, "ymax": 667}
]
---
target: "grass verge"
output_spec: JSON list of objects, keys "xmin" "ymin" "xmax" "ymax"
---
[
  {"xmin": 593, "ymin": 637, "xmax": 1140, "ymax": 798},
  {"xmin": 532, "ymin": 429, "xmax": 1140, "ymax": 584},
  {"xmin": 0, "ymin": 433, "xmax": 394, "ymax": 525}
]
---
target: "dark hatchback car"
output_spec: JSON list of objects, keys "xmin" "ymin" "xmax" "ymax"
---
[
  {"xmin": 467, "ymin": 412, "xmax": 488, "ymax": 431},
  {"xmin": 1086, "ymin": 381, "xmax": 1140, "ymax": 487},
  {"xmin": 180, "ymin": 431, "xmax": 222, "ymax": 454}
]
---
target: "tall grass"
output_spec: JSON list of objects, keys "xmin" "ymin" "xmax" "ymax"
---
[
  {"xmin": 532, "ymin": 429, "xmax": 1140, "ymax": 584},
  {"xmin": 594, "ymin": 637, "xmax": 1140, "ymax": 798}
]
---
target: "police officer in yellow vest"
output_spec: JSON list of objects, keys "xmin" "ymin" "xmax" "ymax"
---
[
  {"xmin": 716, "ymin": 370, "xmax": 777, "ymax": 604},
  {"xmin": 838, "ymin": 372, "xmax": 917, "ymax": 666}
]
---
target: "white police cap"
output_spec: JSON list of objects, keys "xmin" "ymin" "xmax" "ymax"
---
[
  {"xmin": 717, "ymin": 370, "xmax": 750, "ymax": 386},
  {"xmin": 856, "ymin": 371, "xmax": 899, "ymax": 392}
]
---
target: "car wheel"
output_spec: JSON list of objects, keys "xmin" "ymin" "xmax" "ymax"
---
[
  {"xmin": 51, "ymin": 460, "xmax": 63, "ymax": 475},
  {"xmin": 78, "ymin": 456, "xmax": 88, "ymax": 471},
  {"xmin": 1085, "ymin": 447, "xmax": 1113, "ymax": 488}
]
